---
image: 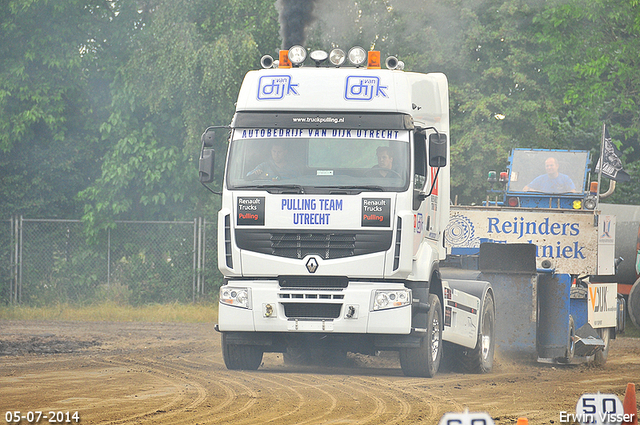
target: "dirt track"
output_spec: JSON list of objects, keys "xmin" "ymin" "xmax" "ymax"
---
[{"xmin": 1, "ymin": 320, "xmax": 638, "ymax": 425}]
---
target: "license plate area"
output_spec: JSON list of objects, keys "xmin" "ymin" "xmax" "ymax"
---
[{"xmin": 287, "ymin": 319, "xmax": 334, "ymax": 331}]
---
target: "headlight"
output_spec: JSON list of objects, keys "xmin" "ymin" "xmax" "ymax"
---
[
  {"xmin": 348, "ymin": 46, "xmax": 367, "ymax": 66},
  {"xmin": 583, "ymin": 195, "xmax": 597, "ymax": 210},
  {"xmin": 288, "ymin": 45, "xmax": 307, "ymax": 65},
  {"xmin": 329, "ymin": 48, "xmax": 346, "ymax": 66},
  {"xmin": 220, "ymin": 286, "xmax": 251, "ymax": 309},
  {"xmin": 372, "ymin": 289, "xmax": 411, "ymax": 311},
  {"xmin": 310, "ymin": 50, "xmax": 328, "ymax": 66}
]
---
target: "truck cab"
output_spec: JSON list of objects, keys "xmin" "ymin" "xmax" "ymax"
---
[{"xmin": 200, "ymin": 46, "xmax": 496, "ymax": 377}]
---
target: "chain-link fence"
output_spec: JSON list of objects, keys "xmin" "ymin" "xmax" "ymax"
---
[{"xmin": 1, "ymin": 217, "xmax": 220, "ymax": 306}]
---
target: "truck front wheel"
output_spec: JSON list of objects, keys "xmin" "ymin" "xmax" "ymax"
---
[
  {"xmin": 399, "ymin": 293, "xmax": 442, "ymax": 377},
  {"xmin": 221, "ymin": 333, "xmax": 263, "ymax": 370}
]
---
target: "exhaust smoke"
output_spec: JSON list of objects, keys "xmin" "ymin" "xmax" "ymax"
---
[{"xmin": 275, "ymin": 0, "xmax": 319, "ymax": 49}]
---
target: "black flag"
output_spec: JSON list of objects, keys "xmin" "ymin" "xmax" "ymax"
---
[{"xmin": 595, "ymin": 125, "xmax": 631, "ymax": 182}]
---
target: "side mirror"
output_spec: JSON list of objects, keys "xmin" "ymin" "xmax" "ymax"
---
[
  {"xmin": 429, "ymin": 133, "xmax": 447, "ymax": 167},
  {"xmin": 199, "ymin": 149, "xmax": 215, "ymax": 183},
  {"xmin": 201, "ymin": 128, "xmax": 217, "ymax": 147}
]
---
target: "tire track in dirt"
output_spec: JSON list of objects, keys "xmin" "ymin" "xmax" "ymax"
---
[
  {"xmin": 97, "ymin": 354, "xmax": 265, "ymax": 425},
  {"xmin": 2, "ymin": 322, "xmax": 640, "ymax": 425},
  {"xmin": 352, "ymin": 376, "xmax": 412, "ymax": 423},
  {"xmin": 255, "ymin": 373, "xmax": 337, "ymax": 424},
  {"xmin": 90, "ymin": 356, "xmax": 202, "ymax": 425},
  {"xmin": 257, "ymin": 367, "xmax": 395, "ymax": 424}
]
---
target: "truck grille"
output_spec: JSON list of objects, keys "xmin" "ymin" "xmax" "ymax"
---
[
  {"xmin": 283, "ymin": 303, "xmax": 342, "ymax": 319},
  {"xmin": 235, "ymin": 230, "xmax": 392, "ymax": 259},
  {"xmin": 272, "ymin": 232, "xmax": 355, "ymax": 259},
  {"xmin": 279, "ymin": 276, "xmax": 348, "ymax": 289}
]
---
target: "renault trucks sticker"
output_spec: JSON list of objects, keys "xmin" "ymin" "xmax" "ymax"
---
[
  {"xmin": 345, "ymin": 76, "xmax": 388, "ymax": 101},
  {"xmin": 257, "ymin": 75, "xmax": 299, "ymax": 100},
  {"xmin": 237, "ymin": 197, "xmax": 265, "ymax": 225},
  {"xmin": 362, "ymin": 198, "xmax": 391, "ymax": 227}
]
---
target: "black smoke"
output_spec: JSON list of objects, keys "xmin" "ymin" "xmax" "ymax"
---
[{"xmin": 275, "ymin": 0, "xmax": 319, "ymax": 49}]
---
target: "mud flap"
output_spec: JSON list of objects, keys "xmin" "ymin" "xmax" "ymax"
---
[
  {"xmin": 478, "ymin": 243, "xmax": 538, "ymax": 354},
  {"xmin": 574, "ymin": 323, "xmax": 605, "ymax": 357}
]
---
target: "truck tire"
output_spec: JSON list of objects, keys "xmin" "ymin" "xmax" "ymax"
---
[
  {"xmin": 459, "ymin": 291, "xmax": 496, "ymax": 373},
  {"xmin": 557, "ymin": 315, "xmax": 576, "ymax": 364},
  {"xmin": 593, "ymin": 327, "xmax": 611, "ymax": 366},
  {"xmin": 221, "ymin": 333, "xmax": 263, "ymax": 370},
  {"xmin": 399, "ymin": 294, "xmax": 442, "ymax": 377},
  {"xmin": 629, "ymin": 277, "xmax": 640, "ymax": 329}
]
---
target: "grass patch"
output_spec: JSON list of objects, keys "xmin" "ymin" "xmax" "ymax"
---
[{"xmin": 0, "ymin": 302, "xmax": 218, "ymax": 323}]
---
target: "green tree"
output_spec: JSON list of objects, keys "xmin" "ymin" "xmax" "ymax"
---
[
  {"xmin": 0, "ymin": 0, "xmax": 113, "ymax": 218},
  {"xmin": 533, "ymin": 0, "xmax": 640, "ymax": 201},
  {"xmin": 79, "ymin": 0, "xmax": 280, "ymax": 235}
]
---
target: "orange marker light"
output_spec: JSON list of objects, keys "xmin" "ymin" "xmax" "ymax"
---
[
  {"xmin": 279, "ymin": 50, "xmax": 292, "ymax": 68},
  {"xmin": 367, "ymin": 51, "xmax": 381, "ymax": 69},
  {"xmin": 590, "ymin": 181, "xmax": 598, "ymax": 194}
]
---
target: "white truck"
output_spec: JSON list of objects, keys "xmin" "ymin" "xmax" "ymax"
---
[{"xmin": 199, "ymin": 46, "xmax": 496, "ymax": 377}]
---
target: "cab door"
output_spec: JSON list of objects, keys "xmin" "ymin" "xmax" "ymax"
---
[{"xmin": 412, "ymin": 131, "xmax": 428, "ymax": 255}]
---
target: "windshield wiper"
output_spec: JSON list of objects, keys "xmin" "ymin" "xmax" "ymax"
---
[
  {"xmin": 336, "ymin": 185, "xmax": 385, "ymax": 191},
  {"xmin": 237, "ymin": 184, "xmax": 305, "ymax": 194},
  {"xmin": 312, "ymin": 185, "xmax": 385, "ymax": 193}
]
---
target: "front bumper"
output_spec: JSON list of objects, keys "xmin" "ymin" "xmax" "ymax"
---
[{"xmin": 217, "ymin": 280, "xmax": 412, "ymax": 335}]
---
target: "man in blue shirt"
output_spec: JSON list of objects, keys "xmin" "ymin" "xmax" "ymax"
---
[{"xmin": 523, "ymin": 157, "xmax": 576, "ymax": 193}]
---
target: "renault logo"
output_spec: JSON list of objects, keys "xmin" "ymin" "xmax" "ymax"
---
[{"xmin": 306, "ymin": 257, "xmax": 318, "ymax": 274}]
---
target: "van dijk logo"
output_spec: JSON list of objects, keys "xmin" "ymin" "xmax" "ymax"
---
[
  {"xmin": 306, "ymin": 257, "xmax": 318, "ymax": 273},
  {"xmin": 345, "ymin": 76, "xmax": 388, "ymax": 101},
  {"xmin": 257, "ymin": 75, "xmax": 299, "ymax": 100}
]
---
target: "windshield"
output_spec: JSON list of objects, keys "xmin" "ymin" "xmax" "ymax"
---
[
  {"xmin": 226, "ymin": 129, "xmax": 410, "ymax": 192},
  {"xmin": 508, "ymin": 150, "xmax": 589, "ymax": 194}
]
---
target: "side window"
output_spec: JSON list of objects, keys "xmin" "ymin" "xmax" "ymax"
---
[{"xmin": 414, "ymin": 131, "xmax": 427, "ymax": 189}]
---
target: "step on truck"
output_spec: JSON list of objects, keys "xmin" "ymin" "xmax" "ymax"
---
[{"xmin": 199, "ymin": 46, "xmax": 496, "ymax": 377}]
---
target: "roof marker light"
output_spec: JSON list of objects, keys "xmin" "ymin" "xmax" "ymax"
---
[
  {"xmin": 278, "ymin": 50, "xmax": 292, "ymax": 68},
  {"xmin": 310, "ymin": 50, "xmax": 329, "ymax": 67},
  {"xmin": 348, "ymin": 46, "xmax": 367, "ymax": 66},
  {"xmin": 288, "ymin": 45, "xmax": 307, "ymax": 66},
  {"xmin": 367, "ymin": 51, "xmax": 381, "ymax": 69},
  {"xmin": 329, "ymin": 48, "xmax": 346, "ymax": 66}
]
